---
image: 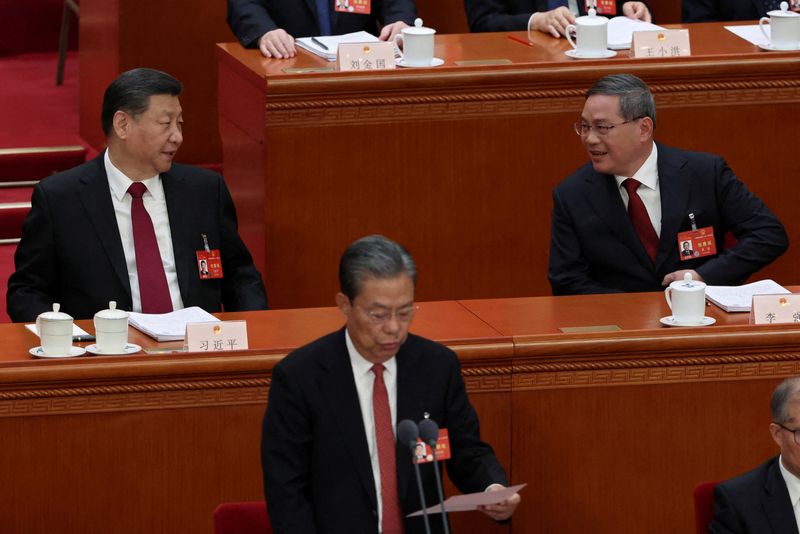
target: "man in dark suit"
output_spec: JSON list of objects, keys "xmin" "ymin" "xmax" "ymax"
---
[
  {"xmin": 682, "ymin": 0, "xmax": 771, "ymax": 23},
  {"xmin": 548, "ymin": 74, "xmax": 787, "ymax": 295},
  {"xmin": 262, "ymin": 235, "xmax": 520, "ymax": 534},
  {"xmin": 227, "ymin": 0, "xmax": 417, "ymax": 59},
  {"xmin": 711, "ymin": 377, "xmax": 800, "ymax": 534},
  {"xmin": 465, "ymin": 0, "xmax": 650, "ymax": 36},
  {"xmin": 7, "ymin": 68, "xmax": 268, "ymax": 322}
]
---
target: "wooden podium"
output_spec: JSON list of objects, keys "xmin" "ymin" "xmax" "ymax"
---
[{"xmin": 217, "ymin": 24, "xmax": 800, "ymax": 310}]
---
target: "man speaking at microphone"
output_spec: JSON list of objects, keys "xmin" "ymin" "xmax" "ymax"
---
[{"xmin": 261, "ymin": 235, "xmax": 520, "ymax": 533}]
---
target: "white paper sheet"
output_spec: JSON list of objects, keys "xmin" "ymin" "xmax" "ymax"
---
[
  {"xmin": 128, "ymin": 306, "xmax": 219, "ymax": 342},
  {"xmin": 408, "ymin": 483, "xmax": 526, "ymax": 517},
  {"xmin": 706, "ymin": 279, "xmax": 790, "ymax": 312},
  {"xmin": 608, "ymin": 17, "xmax": 665, "ymax": 49},
  {"xmin": 725, "ymin": 24, "xmax": 770, "ymax": 46},
  {"xmin": 26, "ymin": 323, "xmax": 91, "ymax": 338}
]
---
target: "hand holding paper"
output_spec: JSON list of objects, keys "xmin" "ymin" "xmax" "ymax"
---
[{"xmin": 408, "ymin": 483, "xmax": 525, "ymax": 518}]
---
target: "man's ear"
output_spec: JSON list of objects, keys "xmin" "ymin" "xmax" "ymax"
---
[
  {"xmin": 112, "ymin": 111, "xmax": 130, "ymax": 140},
  {"xmin": 639, "ymin": 116, "xmax": 654, "ymax": 141},
  {"xmin": 335, "ymin": 292, "xmax": 350, "ymax": 316}
]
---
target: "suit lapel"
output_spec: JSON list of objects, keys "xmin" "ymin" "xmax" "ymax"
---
[
  {"xmin": 763, "ymin": 458, "xmax": 800, "ymax": 534},
  {"xmin": 582, "ymin": 170, "xmax": 654, "ymax": 270},
  {"xmin": 161, "ymin": 172, "xmax": 192, "ymax": 304},
  {"xmin": 654, "ymin": 143, "xmax": 691, "ymax": 272},
  {"xmin": 323, "ymin": 331, "xmax": 380, "ymax": 510},
  {"xmin": 395, "ymin": 344, "xmax": 421, "ymax": 505},
  {"xmin": 78, "ymin": 154, "xmax": 131, "ymax": 300}
]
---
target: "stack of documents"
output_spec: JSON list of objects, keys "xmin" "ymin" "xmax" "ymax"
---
[
  {"xmin": 607, "ymin": 17, "xmax": 664, "ymax": 49},
  {"xmin": 296, "ymin": 31, "xmax": 380, "ymax": 61},
  {"xmin": 705, "ymin": 279, "xmax": 791, "ymax": 312},
  {"xmin": 128, "ymin": 306, "xmax": 219, "ymax": 342}
]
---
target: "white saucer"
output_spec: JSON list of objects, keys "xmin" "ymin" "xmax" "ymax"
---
[
  {"xmin": 660, "ymin": 316, "xmax": 716, "ymax": 327},
  {"xmin": 757, "ymin": 42, "xmax": 800, "ymax": 52},
  {"xmin": 565, "ymin": 49, "xmax": 617, "ymax": 59},
  {"xmin": 397, "ymin": 57, "xmax": 444, "ymax": 68},
  {"xmin": 85, "ymin": 343, "xmax": 142, "ymax": 356},
  {"xmin": 29, "ymin": 345, "xmax": 87, "ymax": 358}
]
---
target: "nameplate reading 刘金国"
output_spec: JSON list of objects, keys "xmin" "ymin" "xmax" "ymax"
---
[
  {"xmin": 338, "ymin": 42, "xmax": 396, "ymax": 71},
  {"xmin": 751, "ymin": 294, "xmax": 800, "ymax": 325},
  {"xmin": 631, "ymin": 29, "xmax": 691, "ymax": 58},
  {"xmin": 186, "ymin": 320, "xmax": 248, "ymax": 352}
]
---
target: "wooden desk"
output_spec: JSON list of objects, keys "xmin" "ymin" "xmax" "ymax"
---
[
  {"xmin": 2, "ymin": 292, "xmax": 799, "ymax": 532},
  {"xmin": 218, "ymin": 24, "xmax": 800, "ymax": 310}
]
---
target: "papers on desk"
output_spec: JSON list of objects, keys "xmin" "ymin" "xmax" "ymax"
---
[
  {"xmin": 25, "ymin": 323, "xmax": 91, "ymax": 338},
  {"xmin": 408, "ymin": 483, "xmax": 526, "ymax": 517},
  {"xmin": 607, "ymin": 17, "xmax": 664, "ymax": 49},
  {"xmin": 725, "ymin": 25, "xmax": 770, "ymax": 47},
  {"xmin": 705, "ymin": 279, "xmax": 790, "ymax": 312},
  {"xmin": 296, "ymin": 31, "xmax": 380, "ymax": 61},
  {"xmin": 128, "ymin": 306, "xmax": 219, "ymax": 342}
]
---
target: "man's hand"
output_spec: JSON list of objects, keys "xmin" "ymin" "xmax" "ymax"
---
[
  {"xmin": 662, "ymin": 269, "xmax": 703, "ymax": 286},
  {"xmin": 378, "ymin": 21, "xmax": 409, "ymax": 41},
  {"xmin": 258, "ymin": 29, "xmax": 296, "ymax": 59},
  {"xmin": 622, "ymin": 1, "xmax": 652, "ymax": 22},
  {"xmin": 478, "ymin": 484, "xmax": 521, "ymax": 521},
  {"xmin": 530, "ymin": 7, "xmax": 576, "ymax": 38}
]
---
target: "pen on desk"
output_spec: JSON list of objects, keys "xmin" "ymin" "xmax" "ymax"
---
[
  {"xmin": 73, "ymin": 335, "xmax": 96, "ymax": 342},
  {"xmin": 507, "ymin": 34, "xmax": 534, "ymax": 48},
  {"xmin": 311, "ymin": 37, "xmax": 329, "ymax": 50}
]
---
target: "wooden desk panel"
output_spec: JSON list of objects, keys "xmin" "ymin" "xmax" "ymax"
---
[{"xmin": 218, "ymin": 24, "xmax": 800, "ymax": 310}]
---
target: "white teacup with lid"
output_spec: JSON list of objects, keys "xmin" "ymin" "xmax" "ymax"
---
[
  {"xmin": 760, "ymin": 2, "xmax": 800, "ymax": 50},
  {"xmin": 94, "ymin": 301, "xmax": 129, "ymax": 354},
  {"xmin": 393, "ymin": 18, "xmax": 436, "ymax": 67},
  {"xmin": 664, "ymin": 273, "xmax": 707, "ymax": 324},
  {"xmin": 36, "ymin": 303, "xmax": 74, "ymax": 356},
  {"xmin": 565, "ymin": 9, "xmax": 609, "ymax": 57}
]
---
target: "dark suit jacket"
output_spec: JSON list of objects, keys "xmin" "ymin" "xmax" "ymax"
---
[
  {"xmin": 466, "ymin": 0, "xmax": 633, "ymax": 32},
  {"xmin": 7, "ymin": 153, "xmax": 268, "ymax": 322},
  {"xmin": 227, "ymin": 0, "xmax": 417, "ymax": 48},
  {"xmin": 261, "ymin": 328, "xmax": 509, "ymax": 534},
  {"xmin": 711, "ymin": 456, "xmax": 800, "ymax": 534},
  {"xmin": 682, "ymin": 0, "xmax": 764, "ymax": 23},
  {"xmin": 548, "ymin": 143, "xmax": 788, "ymax": 295}
]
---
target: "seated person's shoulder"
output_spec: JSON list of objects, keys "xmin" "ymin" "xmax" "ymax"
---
[
  {"xmin": 718, "ymin": 456, "xmax": 778, "ymax": 498},
  {"xmin": 168, "ymin": 162, "xmax": 222, "ymax": 184}
]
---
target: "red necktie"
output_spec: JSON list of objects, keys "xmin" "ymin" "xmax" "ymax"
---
[
  {"xmin": 371, "ymin": 364, "xmax": 403, "ymax": 534},
  {"xmin": 128, "ymin": 183, "xmax": 173, "ymax": 314},
  {"xmin": 622, "ymin": 178, "xmax": 659, "ymax": 263}
]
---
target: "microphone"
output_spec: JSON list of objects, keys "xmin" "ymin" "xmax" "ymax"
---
[
  {"xmin": 419, "ymin": 418, "xmax": 450, "ymax": 534},
  {"xmin": 397, "ymin": 419, "xmax": 431, "ymax": 534}
]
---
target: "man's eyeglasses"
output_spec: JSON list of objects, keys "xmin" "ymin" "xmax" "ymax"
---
[
  {"xmin": 355, "ymin": 305, "xmax": 418, "ymax": 325},
  {"xmin": 775, "ymin": 422, "xmax": 800, "ymax": 445},
  {"xmin": 573, "ymin": 117, "xmax": 644, "ymax": 137}
]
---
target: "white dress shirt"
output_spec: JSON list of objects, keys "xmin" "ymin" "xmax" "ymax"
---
[
  {"xmin": 779, "ymin": 455, "xmax": 800, "ymax": 533},
  {"xmin": 346, "ymin": 329, "xmax": 398, "ymax": 534},
  {"xmin": 104, "ymin": 150, "xmax": 184, "ymax": 312},
  {"xmin": 615, "ymin": 142, "xmax": 661, "ymax": 237}
]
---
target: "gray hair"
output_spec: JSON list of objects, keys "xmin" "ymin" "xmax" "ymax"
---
[
  {"xmin": 338, "ymin": 235, "xmax": 417, "ymax": 300},
  {"xmin": 771, "ymin": 377, "xmax": 800, "ymax": 423},
  {"xmin": 586, "ymin": 74, "xmax": 656, "ymax": 128}
]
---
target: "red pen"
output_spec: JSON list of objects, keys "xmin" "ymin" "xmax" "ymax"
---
[{"xmin": 507, "ymin": 34, "xmax": 534, "ymax": 47}]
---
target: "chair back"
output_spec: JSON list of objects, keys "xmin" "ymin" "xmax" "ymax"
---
[
  {"xmin": 213, "ymin": 501, "xmax": 271, "ymax": 534},
  {"xmin": 693, "ymin": 481, "xmax": 720, "ymax": 534}
]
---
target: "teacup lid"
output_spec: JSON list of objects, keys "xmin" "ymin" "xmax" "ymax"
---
[
  {"xmin": 95, "ymin": 301, "xmax": 129, "ymax": 320},
  {"xmin": 668, "ymin": 272, "xmax": 706, "ymax": 291},
  {"xmin": 576, "ymin": 8, "xmax": 608, "ymax": 25},
  {"xmin": 38, "ymin": 303, "xmax": 73, "ymax": 321},
  {"xmin": 769, "ymin": 2, "xmax": 799, "ymax": 16},
  {"xmin": 403, "ymin": 18, "xmax": 436, "ymax": 35}
]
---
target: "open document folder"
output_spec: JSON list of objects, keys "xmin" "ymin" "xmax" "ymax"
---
[
  {"xmin": 607, "ymin": 17, "xmax": 664, "ymax": 49},
  {"xmin": 408, "ymin": 483, "xmax": 526, "ymax": 517},
  {"xmin": 296, "ymin": 31, "xmax": 380, "ymax": 61}
]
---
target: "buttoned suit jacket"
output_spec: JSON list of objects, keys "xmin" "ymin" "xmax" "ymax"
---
[
  {"xmin": 711, "ymin": 456, "xmax": 800, "ymax": 534},
  {"xmin": 682, "ymin": 0, "xmax": 764, "ymax": 23},
  {"xmin": 261, "ymin": 328, "xmax": 509, "ymax": 534},
  {"xmin": 7, "ymin": 152, "xmax": 268, "ymax": 322},
  {"xmin": 227, "ymin": 0, "xmax": 417, "ymax": 48},
  {"xmin": 547, "ymin": 143, "xmax": 788, "ymax": 295},
  {"xmin": 465, "ymin": 0, "xmax": 632, "ymax": 32}
]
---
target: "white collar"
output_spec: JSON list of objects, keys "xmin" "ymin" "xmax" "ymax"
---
[
  {"xmin": 104, "ymin": 148, "xmax": 162, "ymax": 201},
  {"xmin": 345, "ymin": 329, "xmax": 396, "ymax": 377},
  {"xmin": 779, "ymin": 454, "xmax": 800, "ymax": 507},
  {"xmin": 615, "ymin": 142, "xmax": 658, "ymax": 190}
]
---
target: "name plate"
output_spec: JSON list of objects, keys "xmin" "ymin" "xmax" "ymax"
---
[
  {"xmin": 186, "ymin": 320, "xmax": 248, "ymax": 352},
  {"xmin": 751, "ymin": 294, "xmax": 800, "ymax": 325},
  {"xmin": 338, "ymin": 42, "xmax": 396, "ymax": 71},
  {"xmin": 631, "ymin": 29, "xmax": 691, "ymax": 58}
]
